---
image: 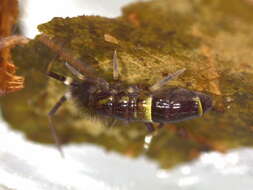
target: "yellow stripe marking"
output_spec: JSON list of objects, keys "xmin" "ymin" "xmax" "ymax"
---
[
  {"xmin": 137, "ymin": 96, "xmax": 153, "ymax": 122},
  {"xmin": 193, "ymin": 97, "xmax": 203, "ymax": 116},
  {"xmin": 144, "ymin": 96, "xmax": 153, "ymax": 122},
  {"xmin": 98, "ymin": 96, "xmax": 113, "ymax": 105}
]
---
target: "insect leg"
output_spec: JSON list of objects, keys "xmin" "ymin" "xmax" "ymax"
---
[
  {"xmin": 157, "ymin": 123, "xmax": 164, "ymax": 128},
  {"xmin": 48, "ymin": 92, "xmax": 71, "ymax": 157},
  {"xmin": 108, "ymin": 118, "xmax": 117, "ymax": 129},
  {"xmin": 149, "ymin": 68, "xmax": 186, "ymax": 92},
  {"xmin": 144, "ymin": 122, "xmax": 155, "ymax": 132},
  {"xmin": 64, "ymin": 62, "xmax": 85, "ymax": 80},
  {"xmin": 112, "ymin": 50, "xmax": 119, "ymax": 80}
]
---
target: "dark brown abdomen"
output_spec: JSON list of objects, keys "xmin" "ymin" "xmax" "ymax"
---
[
  {"xmin": 94, "ymin": 92, "xmax": 154, "ymax": 122},
  {"xmin": 151, "ymin": 87, "xmax": 211, "ymax": 123},
  {"xmin": 151, "ymin": 96, "xmax": 199, "ymax": 123}
]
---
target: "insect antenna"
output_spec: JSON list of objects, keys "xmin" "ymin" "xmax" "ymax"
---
[
  {"xmin": 47, "ymin": 70, "xmax": 79, "ymax": 87},
  {"xmin": 38, "ymin": 34, "xmax": 95, "ymax": 76},
  {"xmin": 46, "ymin": 52, "xmax": 79, "ymax": 86},
  {"xmin": 0, "ymin": 35, "xmax": 29, "ymax": 50},
  {"xmin": 149, "ymin": 68, "xmax": 186, "ymax": 92},
  {"xmin": 47, "ymin": 71, "xmax": 66, "ymax": 82}
]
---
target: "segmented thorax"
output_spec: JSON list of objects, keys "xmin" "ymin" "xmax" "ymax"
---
[{"xmin": 93, "ymin": 88, "xmax": 153, "ymax": 122}]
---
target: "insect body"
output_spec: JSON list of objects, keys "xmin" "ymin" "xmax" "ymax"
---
[
  {"xmin": 47, "ymin": 50, "xmax": 212, "ymax": 155},
  {"xmin": 71, "ymin": 81, "xmax": 211, "ymax": 126}
]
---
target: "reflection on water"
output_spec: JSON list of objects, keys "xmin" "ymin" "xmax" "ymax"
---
[{"xmin": 1, "ymin": 117, "xmax": 253, "ymax": 190}]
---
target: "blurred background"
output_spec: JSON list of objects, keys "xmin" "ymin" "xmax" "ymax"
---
[
  {"xmin": 1, "ymin": 0, "xmax": 253, "ymax": 189},
  {"xmin": 20, "ymin": 0, "xmax": 138, "ymax": 38}
]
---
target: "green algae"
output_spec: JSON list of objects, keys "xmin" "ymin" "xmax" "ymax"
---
[{"xmin": 1, "ymin": 0, "xmax": 253, "ymax": 169}]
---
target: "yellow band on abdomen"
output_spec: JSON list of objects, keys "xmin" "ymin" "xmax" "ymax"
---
[
  {"xmin": 137, "ymin": 96, "xmax": 153, "ymax": 122},
  {"xmin": 193, "ymin": 96, "xmax": 203, "ymax": 116}
]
